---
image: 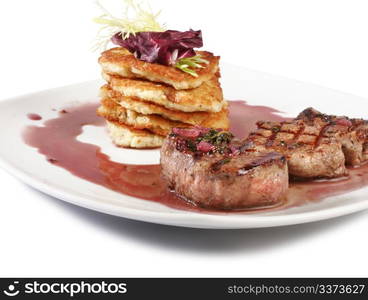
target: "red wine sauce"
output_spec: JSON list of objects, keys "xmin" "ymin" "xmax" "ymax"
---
[
  {"xmin": 27, "ymin": 113, "xmax": 42, "ymax": 121},
  {"xmin": 229, "ymin": 101, "xmax": 288, "ymax": 137},
  {"xmin": 23, "ymin": 101, "xmax": 368, "ymax": 213}
]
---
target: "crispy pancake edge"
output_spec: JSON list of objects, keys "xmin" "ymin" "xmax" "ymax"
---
[{"xmin": 99, "ymin": 47, "xmax": 220, "ymax": 90}]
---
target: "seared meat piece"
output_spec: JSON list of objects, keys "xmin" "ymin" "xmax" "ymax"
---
[
  {"xmin": 160, "ymin": 127, "xmax": 288, "ymax": 210},
  {"xmin": 160, "ymin": 108, "xmax": 368, "ymax": 209},
  {"xmin": 243, "ymin": 107, "xmax": 368, "ymax": 178},
  {"xmin": 297, "ymin": 108, "xmax": 368, "ymax": 166}
]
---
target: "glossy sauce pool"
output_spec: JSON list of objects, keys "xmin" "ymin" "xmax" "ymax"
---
[
  {"xmin": 23, "ymin": 102, "xmax": 368, "ymax": 213},
  {"xmin": 27, "ymin": 113, "xmax": 42, "ymax": 121}
]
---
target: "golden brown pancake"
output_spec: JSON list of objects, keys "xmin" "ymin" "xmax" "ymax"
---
[
  {"xmin": 99, "ymin": 47, "xmax": 220, "ymax": 90},
  {"xmin": 100, "ymin": 85, "xmax": 230, "ymax": 130},
  {"xmin": 106, "ymin": 120, "xmax": 164, "ymax": 148},
  {"xmin": 102, "ymin": 72, "xmax": 225, "ymax": 113},
  {"xmin": 97, "ymin": 98, "xmax": 187, "ymax": 136}
]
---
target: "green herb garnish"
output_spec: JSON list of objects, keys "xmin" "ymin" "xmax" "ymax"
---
[
  {"xmin": 186, "ymin": 140, "xmax": 197, "ymax": 152},
  {"xmin": 93, "ymin": 0, "xmax": 165, "ymax": 51},
  {"xmin": 174, "ymin": 55, "xmax": 209, "ymax": 77},
  {"xmin": 200, "ymin": 130, "xmax": 233, "ymax": 146}
]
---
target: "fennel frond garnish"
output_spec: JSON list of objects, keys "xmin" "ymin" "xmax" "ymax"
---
[
  {"xmin": 174, "ymin": 55, "xmax": 209, "ymax": 77},
  {"xmin": 93, "ymin": 0, "xmax": 165, "ymax": 51}
]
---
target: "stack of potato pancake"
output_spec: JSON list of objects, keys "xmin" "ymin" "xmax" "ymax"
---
[{"xmin": 97, "ymin": 47, "xmax": 229, "ymax": 148}]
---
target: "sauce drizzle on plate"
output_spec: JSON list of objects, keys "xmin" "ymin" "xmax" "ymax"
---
[
  {"xmin": 27, "ymin": 113, "xmax": 42, "ymax": 121},
  {"xmin": 22, "ymin": 101, "xmax": 368, "ymax": 213}
]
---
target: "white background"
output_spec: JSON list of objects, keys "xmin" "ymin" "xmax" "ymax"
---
[{"xmin": 0, "ymin": 0, "xmax": 368, "ymax": 277}]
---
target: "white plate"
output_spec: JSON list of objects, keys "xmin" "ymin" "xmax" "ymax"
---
[{"xmin": 1, "ymin": 63, "xmax": 368, "ymax": 229}]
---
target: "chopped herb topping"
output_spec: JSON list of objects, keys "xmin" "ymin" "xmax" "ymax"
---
[
  {"xmin": 171, "ymin": 127, "xmax": 235, "ymax": 155},
  {"xmin": 199, "ymin": 130, "xmax": 234, "ymax": 146},
  {"xmin": 186, "ymin": 140, "xmax": 197, "ymax": 152}
]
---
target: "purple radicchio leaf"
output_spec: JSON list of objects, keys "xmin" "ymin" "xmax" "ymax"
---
[{"xmin": 111, "ymin": 29, "xmax": 203, "ymax": 65}]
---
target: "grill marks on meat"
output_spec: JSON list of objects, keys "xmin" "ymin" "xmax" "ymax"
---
[
  {"xmin": 160, "ymin": 107, "xmax": 368, "ymax": 209},
  {"xmin": 244, "ymin": 107, "xmax": 368, "ymax": 178},
  {"xmin": 298, "ymin": 108, "xmax": 368, "ymax": 166},
  {"xmin": 235, "ymin": 152, "xmax": 286, "ymax": 176},
  {"xmin": 246, "ymin": 119, "xmax": 346, "ymax": 178}
]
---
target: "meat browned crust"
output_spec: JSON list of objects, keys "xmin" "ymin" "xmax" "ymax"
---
[
  {"xmin": 159, "ymin": 108, "xmax": 368, "ymax": 209},
  {"xmin": 160, "ymin": 128, "xmax": 288, "ymax": 209},
  {"xmin": 297, "ymin": 107, "xmax": 368, "ymax": 166},
  {"xmin": 243, "ymin": 107, "xmax": 368, "ymax": 178}
]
